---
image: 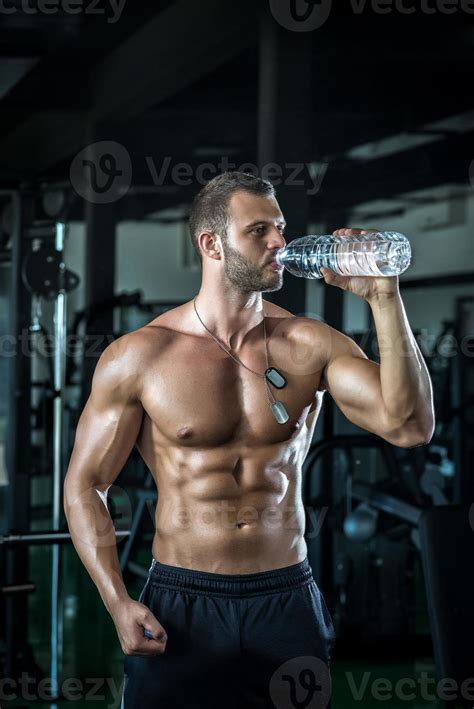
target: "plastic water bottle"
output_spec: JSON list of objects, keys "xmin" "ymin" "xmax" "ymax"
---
[{"xmin": 274, "ymin": 231, "xmax": 411, "ymax": 279}]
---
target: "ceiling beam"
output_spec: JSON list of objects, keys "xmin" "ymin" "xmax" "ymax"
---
[
  {"xmin": 0, "ymin": 110, "xmax": 88, "ymax": 180},
  {"xmin": 0, "ymin": 0, "xmax": 258, "ymax": 179},
  {"xmin": 91, "ymin": 0, "xmax": 258, "ymax": 123},
  {"xmin": 313, "ymin": 131, "xmax": 474, "ymax": 222}
]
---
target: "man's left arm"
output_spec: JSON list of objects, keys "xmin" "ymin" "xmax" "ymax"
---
[
  {"xmin": 304, "ymin": 227, "xmax": 435, "ymax": 448},
  {"xmin": 367, "ymin": 289, "xmax": 435, "ymax": 443}
]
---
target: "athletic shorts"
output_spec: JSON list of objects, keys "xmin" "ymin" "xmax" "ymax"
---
[{"xmin": 121, "ymin": 556, "xmax": 335, "ymax": 709}]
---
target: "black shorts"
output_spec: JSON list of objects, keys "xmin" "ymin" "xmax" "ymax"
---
[{"xmin": 121, "ymin": 556, "xmax": 335, "ymax": 709}]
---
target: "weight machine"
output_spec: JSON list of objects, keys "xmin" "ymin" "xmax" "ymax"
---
[
  {"xmin": 303, "ymin": 433, "xmax": 473, "ymax": 705},
  {"xmin": 0, "ymin": 186, "xmax": 183, "ymax": 697}
]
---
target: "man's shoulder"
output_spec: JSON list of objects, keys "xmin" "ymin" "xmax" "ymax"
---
[
  {"xmin": 262, "ymin": 299, "xmax": 295, "ymax": 319},
  {"xmin": 100, "ymin": 322, "xmax": 172, "ymax": 369},
  {"xmin": 279, "ymin": 316, "xmax": 347, "ymax": 393},
  {"xmin": 281, "ymin": 312, "xmax": 329, "ymax": 341}
]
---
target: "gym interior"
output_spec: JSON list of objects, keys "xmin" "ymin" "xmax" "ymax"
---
[{"xmin": 1, "ymin": 2, "xmax": 474, "ymax": 708}]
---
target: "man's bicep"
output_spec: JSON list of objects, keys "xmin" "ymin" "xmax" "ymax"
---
[
  {"xmin": 324, "ymin": 355, "xmax": 381, "ymax": 425},
  {"xmin": 66, "ymin": 341, "xmax": 144, "ymax": 489},
  {"xmin": 325, "ymin": 343, "xmax": 406, "ymax": 445}
]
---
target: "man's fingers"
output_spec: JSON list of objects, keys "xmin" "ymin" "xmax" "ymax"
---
[
  {"xmin": 332, "ymin": 227, "xmax": 380, "ymax": 236},
  {"xmin": 123, "ymin": 629, "xmax": 166, "ymax": 656},
  {"xmin": 130, "ymin": 637, "xmax": 166, "ymax": 656},
  {"xmin": 126, "ymin": 616, "xmax": 167, "ymax": 656},
  {"xmin": 320, "ymin": 268, "xmax": 348, "ymax": 290},
  {"xmin": 141, "ymin": 613, "xmax": 168, "ymax": 644},
  {"xmin": 333, "ymin": 228, "xmax": 358, "ymax": 236}
]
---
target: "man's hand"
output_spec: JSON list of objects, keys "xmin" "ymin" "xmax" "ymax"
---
[
  {"xmin": 110, "ymin": 598, "xmax": 168, "ymax": 656},
  {"xmin": 320, "ymin": 228, "xmax": 400, "ymax": 302}
]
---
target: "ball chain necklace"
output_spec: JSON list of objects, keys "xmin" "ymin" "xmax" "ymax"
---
[{"xmin": 193, "ymin": 297, "xmax": 289, "ymax": 424}]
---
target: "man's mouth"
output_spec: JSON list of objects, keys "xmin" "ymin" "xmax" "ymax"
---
[{"xmin": 267, "ymin": 260, "xmax": 283, "ymax": 271}]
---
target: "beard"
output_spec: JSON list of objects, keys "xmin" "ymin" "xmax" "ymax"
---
[{"xmin": 221, "ymin": 240, "xmax": 283, "ymax": 293}]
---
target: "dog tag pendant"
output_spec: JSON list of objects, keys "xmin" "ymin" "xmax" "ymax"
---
[
  {"xmin": 265, "ymin": 367, "xmax": 287, "ymax": 390},
  {"xmin": 271, "ymin": 401, "xmax": 289, "ymax": 424}
]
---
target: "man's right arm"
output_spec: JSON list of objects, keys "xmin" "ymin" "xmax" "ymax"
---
[{"xmin": 64, "ymin": 333, "xmax": 167, "ymax": 655}]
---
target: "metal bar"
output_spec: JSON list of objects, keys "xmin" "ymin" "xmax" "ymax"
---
[
  {"xmin": 5, "ymin": 190, "xmax": 32, "ymax": 680},
  {"xmin": 352, "ymin": 482, "xmax": 422, "ymax": 526},
  {"xmin": 303, "ymin": 435, "xmax": 395, "ymax": 502},
  {"xmin": 400, "ymin": 272, "xmax": 474, "ymax": 289},
  {"xmin": 0, "ymin": 530, "xmax": 130, "ymax": 546},
  {"xmin": 119, "ymin": 495, "xmax": 147, "ymax": 571},
  {"xmin": 24, "ymin": 225, "xmax": 57, "ymax": 239},
  {"xmin": 126, "ymin": 561, "xmax": 149, "ymax": 581},
  {"xmin": 50, "ymin": 221, "xmax": 67, "ymax": 699},
  {"xmin": 1, "ymin": 583, "xmax": 36, "ymax": 595},
  {"xmin": 52, "ymin": 222, "xmax": 67, "ymax": 530}
]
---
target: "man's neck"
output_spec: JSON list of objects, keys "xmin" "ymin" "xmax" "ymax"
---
[{"xmin": 193, "ymin": 288, "xmax": 265, "ymax": 351}]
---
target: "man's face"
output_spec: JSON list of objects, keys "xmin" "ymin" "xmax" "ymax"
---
[{"xmin": 219, "ymin": 191, "xmax": 287, "ymax": 293}]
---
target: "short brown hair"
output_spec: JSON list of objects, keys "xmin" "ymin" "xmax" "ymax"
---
[{"xmin": 188, "ymin": 171, "xmax": 276, "ymax": 263}]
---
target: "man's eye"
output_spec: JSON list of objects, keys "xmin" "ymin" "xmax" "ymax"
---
[{"xmin": 253, "ymin": 227, "xmax": 265, "ymax": 235}]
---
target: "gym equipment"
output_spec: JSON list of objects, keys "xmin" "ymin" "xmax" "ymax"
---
[
  {"xmin": 418, "ymin": 505, "xmax": 474, "ymax": 708},
  {"xmin": 0, "ymin": 530, "xmax": 130, "ymax": 546},
  {"xmin": 303, "ymin": 434, "xmax": 473, "ymax": 691},
  {"xmin": 1, "ymin": 193, "xmax": 81, "ymax": 697},
  {"xmin": 119, "ymin": 481, "xmax": 157, "ymax": 581},
  {"xmin": 20, "ymin": 222, "xmax": 79, "ymax": 698},
  {"xmin": 303, "ymin": 434, "xmax": 418, "ymax": 641}
]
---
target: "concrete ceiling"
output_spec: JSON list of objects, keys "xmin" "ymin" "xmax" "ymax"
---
[{"xmin": 1, "ymin": 0, "xmax": 473, "ymax": 224}]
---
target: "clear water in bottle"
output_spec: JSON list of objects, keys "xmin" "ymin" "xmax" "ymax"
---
[{"xmin": 274, "ymin": 232, "xmax": 411, "ymax": 279}]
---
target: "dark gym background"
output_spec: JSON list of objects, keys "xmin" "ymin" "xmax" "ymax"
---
[{"xmin": 1, "ymin": 1, "xmax": 474, "ymax": 707}]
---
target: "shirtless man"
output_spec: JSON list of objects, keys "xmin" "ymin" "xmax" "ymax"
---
[{"xmin": 64, "ymin": 171, "xmax": 435, "ymax": 709}]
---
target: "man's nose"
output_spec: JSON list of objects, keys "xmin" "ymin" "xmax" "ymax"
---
[{"xmin": 267, "ymin": 228, "xmax": 286, "ymax": 250}]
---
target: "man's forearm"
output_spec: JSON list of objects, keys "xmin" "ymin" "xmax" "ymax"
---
[
  {"xmin": 64, "ymin": 478, "xmax": 130, "ymax": 614},
  {"xmin": 368, "ymin": 291, "xmax": 435, "ymax": 439}
]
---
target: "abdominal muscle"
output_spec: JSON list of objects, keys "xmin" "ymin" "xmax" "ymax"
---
[{"xmin": 150, "ymin": 457, "xmax": 308, "ymax": 575}]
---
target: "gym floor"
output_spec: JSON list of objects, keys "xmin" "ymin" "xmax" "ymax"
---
[{"xmin": 7, "ymin": 544, "xmax": 451, "ymax": 709}]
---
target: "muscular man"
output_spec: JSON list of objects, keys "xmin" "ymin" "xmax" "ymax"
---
[{"xmin": 64, "ymin": 172, "xmax": 435, "ymax": 708}]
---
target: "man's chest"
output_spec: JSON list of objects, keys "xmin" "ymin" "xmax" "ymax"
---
[{"xmin": 139, "ymin": 337, "xmax": 325, "ymax": 447}]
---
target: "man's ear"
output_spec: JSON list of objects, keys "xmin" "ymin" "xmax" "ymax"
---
[{"xmin": 199, "ymin": 231, "xmax": 222, "ymax": 260}]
